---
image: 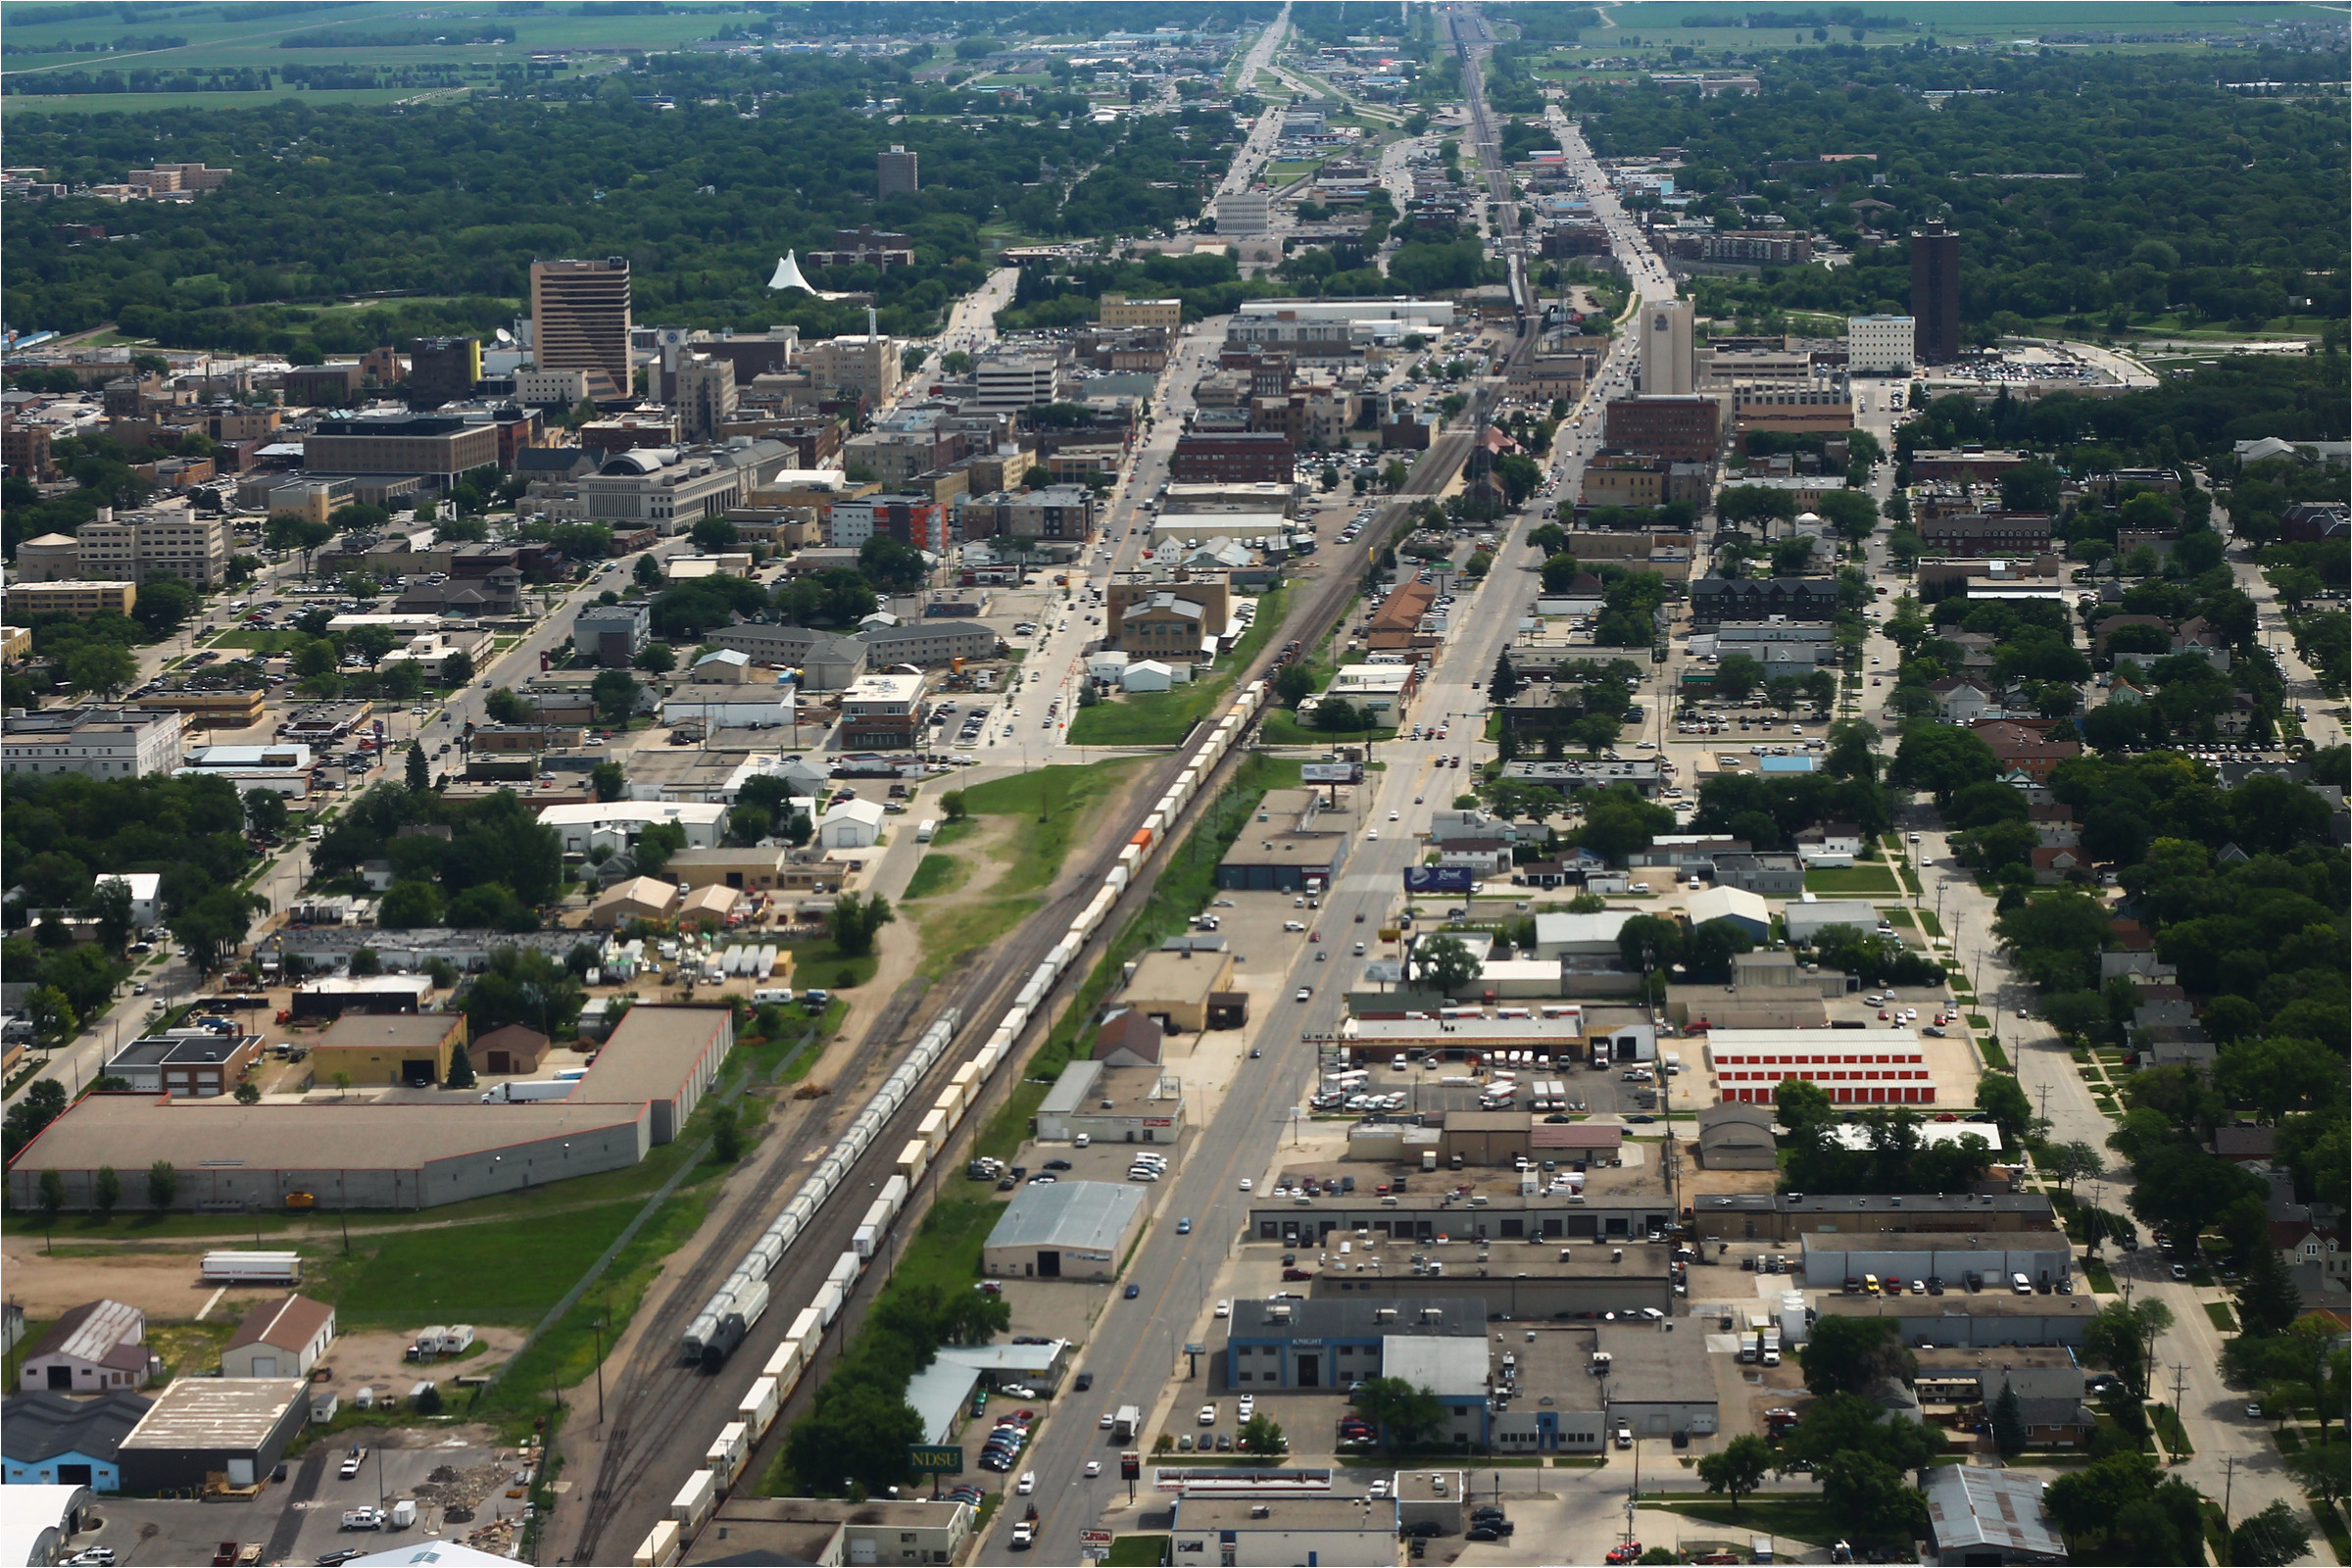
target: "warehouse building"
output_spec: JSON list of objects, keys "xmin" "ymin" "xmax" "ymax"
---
[
  {"xmin": 1035, "ymin": 1058, "xmax": 1185, "ymax": 1146},
  {"xmin": 1695, "ymin": 1102, "xmax": 1779, "ymax": 1170},
  {"xmin": 310, "ymin": 1012, "xmax": 467, "ymax": 1089},
  {"xmin": 1, "ymin": 1392, "xmax": 150, "ymax": 1491},
  {"xmin": 1250, "ymin": 1193, "xmax": 1678, "ymax": 1247},
  {"xmin": 1798, "ymin": 1232, "xmax": 2071, "ymax": 1290},
  {"xmin": 1692, "ymin": 1191, "xmax": 2059, "ymax": 1244},
  {"xmin": 117, "ymin": 1378, "xmax": 311, "ymax": 1492},
  {"xmin": 6, "ymin": 1006, "xmax": 731, "ymax": 1211},
  {"xmin": 1118, "ymin": 946, "xmax": 1239, "ymax": 1035},
  {"xmin": 1306, "ymin": 1247, "xmax": 1672, "ymax": 1322},
  {"xmin": 219, "ymin": 1296, "xmax": 337, "ymax": 1380},
  {"xmin": 1814, "ymin": 1292, "xmax": 2102, "ymax": 1348},
  {"xmin": 1594, "ymin": 1322, "xmax": 1719, "ymax": 1440},
  {"xmin": 1923, "ymin": 1465, "xmax": 2068, "ymax": 1566},
  {"xmin": 16, "ymin": 1300, "xmax": 150, "ymax": 1394},
  {"xmin": 982, "ymin": 1181, "xmax": 1148, "ymax": 1282},
  {"xmin": 1221, "ymin": 1298, "xmax": 1485, "ymax": 1393},
  {"xmin": 1706, "ymin": 1028, "xmax": 1939, "ymax": 1105},
  {"xmin": 1169, "ymin": 1495, "xmax": 1400, "ymax": 1568}
]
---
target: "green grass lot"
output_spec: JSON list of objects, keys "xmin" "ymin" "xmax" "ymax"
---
[
  {"xmin": 2315, "ymin": 1500, "xmax": 2349, "ymax": 1567},
  {"xmin": 1803, "ymin": 866, "xmax": 1899, "ymax": 894},
  {"xmin": 208, "ymin": 628, "xmax": 309, "ymax": 652},
  {"xmin": 1067, "ymin": 587, "xmax": 1288, "ymax": 748},
  {"xmin": 883, "ymin": 1196, "xmax": 1004, "ymax": 1300},
  {"xmin": 2150, "ymin": 1402, "xmax": 2194, "ymax": 1458},
  {"xmin": 913, "ymin": 896, "xmax": 1043, "ymax": 980},
  {"xmin": 2082, "ymin": 1255, "xmax": 2118, "ymax": 1294},
  {"xmin": 1547, "ymin": 2, "xmax": 2296, "ymax": 49},
  {"xmin": 903, "ymin": 853, "xmax": 969, "ymax": 902},
  {"xmin": 957, "ymin": 759, "xmax": 1149, "ymax": 899},
  {"xmin": 2205, "ymin": 1301, "xmax": 2238, "ymax": 1332},
  {"xmin": 1256, "ymin": 710, "xmax": 1398, "ymax": 748},
  {"xmin": 1642, "ymin": 1496, "xmax": 1845, "ymax": 1547},
  {"xmin": 322, "ymin": 1199, "xmax": 647, "ymax": 1326},
  {"xmin": 1104, "ymin": 1537, "xmax": 1170, "ymax": 1567},
  {"xmin": 778, "ymin": 936, "xmax": 879, "ymax": 994},
  {"xmin": 1878, "ymin": 906, "xmax": 1917, "ymax": 929},
  {"xmin": 973, "ymin": 1079, "xmax": 1051, "ymax": 1164}
]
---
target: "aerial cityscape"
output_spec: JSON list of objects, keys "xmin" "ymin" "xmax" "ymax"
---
[{"xmin": 0, "ymin": 2, "xmax": 2346, "ymax": 1565}]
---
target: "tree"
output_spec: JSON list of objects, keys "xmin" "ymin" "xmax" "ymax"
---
[
  {"xmin": 25, "ymin": 986, "xmax": 78, "ymax": 1051},
  {"xmin": 592, "ymin": 668, "xmax": 641, "ymax": 725},
  {"xmin": 445, "ymin": 1042, "xmax": 477, "ymax": 1090},
  {"xmin": 406, "ymin": 741, "xmax": 429, "ymax": 790},
  {"xmin": 1976, "ymin": 1071, "xmax": 2039, "ymax": 1150},
  {"xmin": 2234, "ymin": 1242, "xmax": 2305, "ymax": 1339},
  {"xmin": 632, "ymin": 820, "xmax": 688, "ymax": 877},
  {"xmin": 2231, "ymin": 1500, "xmax": 2311, "ymax": 1567},
  {"xmin": 1490, "ymin": 650, "xmax": 1522, "ymax": 705},
  {"xmin": 633, "ymin": 553, "xmax": 663, "ymax": 589},
  {"xmin": 1713, "ymin": 653, "xmax": 1765, "ymax": 700},
  {"xmin": 1890, "ymin": 723, "xmax": 1999, "ymax": 804},
  {"xmin": 1240, "ymin": 1412, "xmax": 1286, "ymax": 1457},
  {"xmin": 1817, "ymin": 1451, "xmax": 1930, "ymax": 1544},
  {"xmin": 1312, "ymin": 697, "xmax": 1367, "ymax": 733},
  {"xmin": 170, "ymin": 887, "xmax": 266, "ymax": 973},
  {"xmin": 633, "ymin": 641, "xmax": 677, "ymax": 676},
  {"xmin": 1990, "ymin": 1380, "xmax": 2028, "ymax": 1454},
  {"xmin": 36, "ymin": 1168, "xmax": 66, "ymax": 1244},
  {"xmin": 940, "ymin": 790, "xmax": 968, "ymax": 823},
  {"xmin": 232, "ymin": 1079, "xmax": 261, "ymax": 1104},
  {"xmin": 2288, "ymin": 1440, "xmax": 2350, "ymax": 1509},
  {"xmin": 591, "ymin": 760, "xmax": 627, "ymax": 802},
  {"xmin": 1274, "ymin": 662, "xmax": 1315, "ymax": 708},
  {"xmin": 462, "ymin": 945, "xmax": 586, "ymax": 1039},
  {"xmin": 147, "ymin": 1159, "xmax": 178, "ymax": 1213},
  {"xmin": 1352, "ymin": 1377, "xmax": 1446, "ymax": 1449},
  {"xmin": 440, "ymin": 650, "xmax": 475, "ymax": 687},
  {"xmin": 243, "ymin": 787, "xmax": 290, "ymax": 839},
  {"xmin": 2082, "ymin": 1299, "xmax": 2173, "ymax": 1397},
  {"xmin": 710, "ymin": 1101, "xmax": 745, "ymax": 1162},
  {"xmin": 827, "ymin": 893, "xmax": 897, "ymax": 958},
  {"xmin": 1695, "ymin": 1433, "xmax": 1771, "ymax": 1512},
  {"xmin": 1774, "ymin": 1078, "xmax": 1835, "ymax": 1139},
  {"xmin": 1412, "ymin": 933, "xmax": 1481, "ymax": 995},
  {"xmin": 2037, "ymin": 1141, "xmax": 2103, "ymax": 1196},
  {"xmin": 92, "ymin": 1164, "xmax": 121, "ymax": 1219},
  {"xmin": 691, "ymin": 515, "xmax": 742, "ymax": 553},
  {"xmin": 1577, "ymin": 787, "xmax": 1674, "ymax": 864},
  {"xmin": 1799, "ymin": 1314, "xmax": 1913, "ymax": 1397},
  {"xmin": 2, "ymin": 1079, "xmax": 69, "ymax": 1165},
  {"xmin": 65, "ymin": 641, "xmax": 137, "ymax": 701}
]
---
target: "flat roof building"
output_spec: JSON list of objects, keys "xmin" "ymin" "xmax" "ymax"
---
[
  {"xmin": 1594, "ymin": 1322, "xmax": 1720, "ymax": 1440},
  {"xmin": 311, "ymin": 1012, "xmax": 466, "ymax": 1090},
  {"xmin": 117, "ymin": 1377, "xmax": 310, "ymax": 1492},
  {"xmin": 2, "ymin": 705, "xmax": 180, "ymax": 780},
  {"xmin": 1, "ymin": 1391, "xmax": 150, "ymax": 1492},
  {"xmin": 1034, "ymin": 1057, "xmax": 1184, "ymax": 1147},
  {"xmin": 1120, "ymin": 946, "xmax": 1239, "ymax": 1033},
  {"xmin": 982, "ymin": 1179, "xmax": 1148, "ymax": 1282}
]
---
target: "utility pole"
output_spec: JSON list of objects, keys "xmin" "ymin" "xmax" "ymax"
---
[
  {"xmin": 2222, "ymin": 1454, "xmax": 2238, "ymax": 1526},
  {"xmin": 2170, "ymin": 1362, "xmax": 2188, "ymax": 1416}
]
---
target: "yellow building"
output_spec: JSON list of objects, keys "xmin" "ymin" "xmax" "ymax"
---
[
  {"xmin": 0, "ymin": 626, "xmax": 30, "ymax": 664},
  {"xmin": 311, "ymin": 1013, "xmax": 467, "ymax": 1088},
  {"xmin": 1098, "ymin": 294, "xmax": 1183, "ymax": 331},
  {"xmin": 3, "ymin": 581, "xmax": 136, "ymax": 621}
]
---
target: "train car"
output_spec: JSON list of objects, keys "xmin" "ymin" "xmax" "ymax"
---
[
  {"xmin": 827, "ymin": 1251, "xmax": 859, "ymax": 1290},
  {"xmin": 853, "ymin": 1219, "xmax": 882, "ymax": 1260},
  {"xmin": 896, "ymin": 1138, "xmax": 931, "ymax": 1184},
  {"xmin": 680, "ymin": 1309, "xmax": 720, "ymax": 1366},
  {"xmin": 634, "ymin": 1519, "xmax": 683, "ymax": 1567},
  {"xmin": 878, "ymin": 1172, "xmax": 908, "ymax": 1217},
  {"xmin": 760, "ymin": 1334, "xmax": 807, "ymax": 1394},
  {"xmin": 669, "ymin": 1468, "xmax": 716, "ymax": 1533},
  {"xmin": 951, "ymin": 1061, "xmax": 981, "ymax": 1097},
  {"xmin": 706, "ymin": 1420, "xmax": 751, "ymax": 1492},
  {"xmin": 785, "ymin": 1306, "xmax": 823, "ymax": 1351},
  {"xmin": 813, "ymin": 1275, "xmax": 848, "ymax": 1327},
  {"xmin": 738, "ymin": 1376, "xmax": 780, "ymax": 1444},
  {"xmin": 915, "ymin": 1106, "xmax": 949, "ymax": 1151},
  {"xmin": 721, "ymin": 1273, "xmax": 769, "ymax": 1343}
]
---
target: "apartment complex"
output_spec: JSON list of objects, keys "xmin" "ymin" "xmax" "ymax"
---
[
  {"xmin": 973, "ymin": 356, "xmax": 1060, "ymax": 414},
  {"xmin": 69, "ymin": 503, "xmax": 232, "ymax": 589},
  {"xmin": 803, "ymin": 334, "xmax": 900, "ymax": 406},
  {"xmin": 876, "ymin": 144, "xmax": 920, "ymax": 198},
  {"xmin": 1171, "ymin": 431, "xmax": 1293, "ymax": 483},
  {"xmin": 838, "ymin": 671, "xmax": 927, "ymax": 750},
  {"xmin": 823, "ymin": 493, "xmax": 951, "ymax": 555},
  {"xmin": 955, "ymin": 486, "xmax": 1099, "ymax": 542},
  {"xmin": 530, "ymin": 257, "xmax": 634, "ymax": 401},
  {"xmin": 2, "ymin": 707, "xmax": 182, "ymax": 779},
  {"xmin": 1099, "ymin": 293, "xmax": 1183, "ymax": 330},
  {"xmin": 1731, "ymin": 381, "xmax": 1854, "ymax": 436},
  {"xmin": 2, "ymin": 581, "xmax": 138, "ymax": 621},
  {"xmin": 303, "ymin": 416, "xmax": 502, "ymax": 484},
  {"xmin": 1602, "ymin": 396, "xmax": 1722, "ymax": 463}
]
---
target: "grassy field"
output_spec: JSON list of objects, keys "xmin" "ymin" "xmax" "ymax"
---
[
  {"xmin": 779, "ymin": 936, "xmax": 879, "ymax": 994},
  {"xmin": 903, "ymin": 852, "xmax": 969, "ymax": 903},
  {"xmin": 1067, "ymin": 588, "xmax": 1289, "ymax": 748},
  {"xmin": 2082, "ymin": 1255, "xmax": 2118, "ymax": 1294},
  {"xmin": 324, "ymin": 1199, "xmax": 648, "ymax": 1326},
  {"xmin": 1257, "ymin": 710, "xmax": 1397, "ymax": 748},
  {"xmin": 2204, "ymin": 1301, "xmax": 2238, "ymax": 1332},
  {"xmin": 914, "ymin": 895, "xmax": 1044, "ymax": 980},
  {"xmin": 957, "ymin": 759, "xmax": 1148, "ymax": 898},
  {"xmin": 1803, "ymin": 866, "xmax": 1899, "ymax": 894},
  {"xmin": 882, "ymin": 1196, "xmax": 1004, "ymax": 1299},
  {"xmin": 1642, "ymin": 1495, "xmax": 1845, "ymax": 1547},
  {"xmin": 1103, "ymin": 1537, "xmax": 1170, "ymax": 1567},
  {"xmin": 2150, "ymin": 1401, "xmax": 2194, "ymax": 1458}
]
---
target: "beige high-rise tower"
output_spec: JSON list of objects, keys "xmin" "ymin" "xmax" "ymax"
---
[
  {"xmin": 530, "ymin": 257, "xmax": 633, "ymax": 401},
  {"xmin": 1642, "ymin": 297, "xmax": 1694, "ymax": 397}
]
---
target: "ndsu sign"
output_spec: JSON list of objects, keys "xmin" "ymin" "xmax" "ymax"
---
[
  {"xmin": 907, "ymin": 1444, "xmax": 964, "ymax": 1474},
  {"xmin": 1404, "ymin": 866, "xmax": 1475, "ymax": 893}
]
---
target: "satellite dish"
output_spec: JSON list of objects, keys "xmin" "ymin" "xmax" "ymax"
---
[{"xmin": 494, "ymin": 328, "xmax": 514, "ymax": 345}]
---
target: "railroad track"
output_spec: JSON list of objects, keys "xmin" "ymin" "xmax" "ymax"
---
[{"xmin": 561, "ymin": 244, "xmax": 1514, "ymax": 1568}]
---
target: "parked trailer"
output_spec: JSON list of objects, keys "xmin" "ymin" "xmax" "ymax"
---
[
  {"xmin": 669, "ymin": 1468, "xmax": 716, "ymax": 1533},
  {"xmin": 756, "ymin": 945, "xmax": 778, "ymax": 978},
  {"xmin": 706, "ymin": 1421, "xmax": 750, "ymax": 1491},
  {"xmin": 634, "ymin": 1520, "xmax": 683, "ymax": 1568},
  {"xmin": 202, "ymin": 1251, "xmax": 302, "ymax": 1284},
  {"xmin": 737, "ymin": 1376, "xmax": 780, "ymax": 1443}
]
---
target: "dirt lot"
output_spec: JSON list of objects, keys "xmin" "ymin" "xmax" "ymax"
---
[{"xmin": 3, "ymin": 1234, "xmax": 236, "ymax": 1319}]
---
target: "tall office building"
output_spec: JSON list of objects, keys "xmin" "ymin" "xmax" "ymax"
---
[
  {"xmin": 1909, "ymin": 223, "xmax": 1961, "ymax": 366},
  {"xmin": 1641, "ymin": 298, "xmax": 1694, "ymax": 397},
  {"xmin": 673, "ymin": 355, "xmax": 738, "ymax": 442},
  {"xmin": 408, "ymin": 336, "xmax": 481, "ymax": 409},
  {"xmin": 877, "ymin": 144, "xmax": 920, "ymax": 198},
  {"xmin": 529, "ymin": 257, "xmax": 633, "ymax": 402}
]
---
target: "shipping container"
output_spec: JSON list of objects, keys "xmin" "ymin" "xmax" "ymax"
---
[
  {"xmin": 633, "ymin": 1520, "xmax": 683, "ymax": 1568},
  {"xmin": 669, "ymin": 1469, "xmax": 716, "ymax": 1532},
  {"xmin": 737, "ymin": 1376, "xmax": 780, "ymax": 1443},
  {"xmin": 201, "ymin": 1250, "xmax": 302, "ymax": 1283},
  {"xmin": 896, "ymin": 1139, "xmax": 930, "ymax": 1183},
  {"xmin": 706, "ymin": 1420, "xmax": 750, "ymax": 1490}
]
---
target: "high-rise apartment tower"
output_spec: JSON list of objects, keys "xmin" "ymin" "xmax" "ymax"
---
[
  {"xmin": 1909, "ymin": 223, "xmax": 1961, "ymax": 366},
  {"xmin": 877, "ymin": 144, "xmax": 920, "ymax": 198}
]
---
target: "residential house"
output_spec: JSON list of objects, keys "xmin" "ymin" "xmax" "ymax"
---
[
  {"xmin": 1973, "ymin": 720, "xmax": 2082, "ymax": 784},
  {"xmin": 1929, "ymin": 678, "xmax": 1996, "ymax": 725}
]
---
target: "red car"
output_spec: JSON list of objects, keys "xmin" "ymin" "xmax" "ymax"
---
[
  {"xmin": 1605, "ymin": 1546, "xmax": 1642, "ymax": 1565},
  {"xmin": 1877, "ymin": 1009, "xmax": 1890, "ymax": 1020},
  {"xmin": 1283, "ymin": 1267, "xmax": 1314, "ymax": 1281}
]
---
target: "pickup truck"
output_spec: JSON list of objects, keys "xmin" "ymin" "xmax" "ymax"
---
[
  {"xmin": 1009, "ymin": 1522, "xmax": 1035, "ymax": 1550},
  {"xmin": 341, "ymin": 1507, "xmax": 385, "ymax": 1531}
]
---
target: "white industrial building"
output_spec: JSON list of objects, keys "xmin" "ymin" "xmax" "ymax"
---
[
  {"xmin": 814, "ymin": 798, "xmax": 885, "ymax": 849},
  {"xmin": 535, "ymin": 801, "xmax": 728, "ymax": 855}
]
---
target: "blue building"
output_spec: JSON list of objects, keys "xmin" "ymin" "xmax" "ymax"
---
[
  {"xmin": 2, "ymin": 1391, "xmax": 151, "ymax": 1492},
  {"xmin": 1223, "ymin": 1297, "xmax": 1486, "ymax": 1405}
]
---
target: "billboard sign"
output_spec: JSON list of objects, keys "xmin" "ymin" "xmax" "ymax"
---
[
  {"xmin": 906, "ymin": 1445, "xmax": 964, "ymax": 1474},
  {"xmin": 1080, "ymin": 1530, "xmax": 1115, "ymax": 1547},
  {"xmin": 1301, "ymin": 760, "xmax": 1363, "ymax": 784},
  {"xmin": 1404, "ymin": 866, "xmax": 1476, "ymax": 893}
]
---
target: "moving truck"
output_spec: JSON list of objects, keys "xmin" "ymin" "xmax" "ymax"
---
[{"xmin": 1114, "ymin": 1405, "xmax": 1141, "ymax": 1441}]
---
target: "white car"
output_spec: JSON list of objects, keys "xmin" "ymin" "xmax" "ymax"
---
[
  {"xmin": 1085, "ymin": 1460, "xmax": 1102, "ymax": 1478},
  {"xmin": 1388, "ymin": 809, "xmax": 1399, "ymax": 820},
  {"xmin": 1017, "ymin": 1472, "xmax": 1036, "ymax": 1495},
  {"xmin": 1215, "ymin": 1298, "xmax": 1232, "ymax": 1318},
  {"xmin": 1100, "ymin": 1411, "xmax": 1116, "ymax": 1429},
  {"xmin": 1238, "ymin": 1396, "xmax": 1256, "ymax": 1420},
  {"xmin": 1295, "ymin": 986, "xmax": 1311, "ymax": 1004},
  {"xmin": 1238, "ymin": 1177, "xmax": 1252, "ymax": 1192},
  {"xmin": 1199, "ymin": 1404, "xmax": 1218, "ymax": 1425}
]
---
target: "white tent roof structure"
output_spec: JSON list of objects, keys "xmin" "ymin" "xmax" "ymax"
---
[{"xmin": 767, "ymin": 250, "xmax": 858, "ymax": 301}]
